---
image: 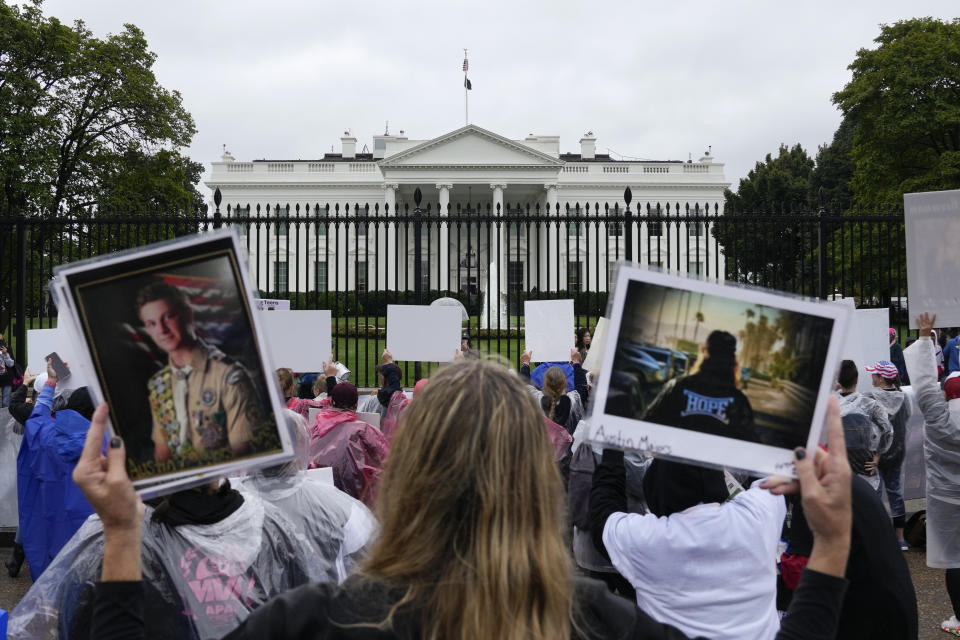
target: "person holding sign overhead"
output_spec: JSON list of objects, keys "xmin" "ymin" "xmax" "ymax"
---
[{"xmin": 136, "ymin": 281, "xmax": 261, "ymax": 465}]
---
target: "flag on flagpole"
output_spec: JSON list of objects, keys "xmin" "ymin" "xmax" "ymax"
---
[
  {"xmin": 464, "ymin": 77, "xmax": 472, "ymax": 90},
  {"xmin": 462, "ymin": 58, "xmax": 469, "ymax": 72},
  {"xmin": 463, "ymin": 51, "xmax": 472, "ymax": 90}
]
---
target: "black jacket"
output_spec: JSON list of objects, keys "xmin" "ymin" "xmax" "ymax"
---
[{"xmin": 643, "ymin": 373, "xmax": 758, "ymax": 443}]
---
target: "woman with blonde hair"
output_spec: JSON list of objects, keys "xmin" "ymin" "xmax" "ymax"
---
[
  {"xmin": 521, "ymin": 348, "xmax": 587, "ymax": 434},
  {"xmin": 75, "ymin": 359, "xmax": 853, "ymax": 640}
]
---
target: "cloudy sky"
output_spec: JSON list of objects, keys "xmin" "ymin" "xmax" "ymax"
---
[{"xmin": 37, "ymin": 0, "xmax": 958, "ymax": 195}]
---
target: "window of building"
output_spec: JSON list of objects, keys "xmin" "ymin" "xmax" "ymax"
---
[
  {"xmin": 356, "ymin": 219, "xmax": 368, "ymax": 237},
  {"xmin": 232, "ymin": 206, "xmax": 250, "ymax": 235},
  {"xmin": 420, "ymin": 260, "xmax": 431, "ymax": 290},
  {"xmin": 567, "ymin": 261, "xmax": 582, "ymax": 290},
  {"xmin": 315, "ymin": 261, "xmax": 327, "ymax": 292},
  {"xmin": 274, "ymin": 261, "xmax": 288, "ymax": 293},
  {"xmin": 567, "ymin": 205, "xmax": 582, "ymax": 237},
  {"xmin": 608, "ymin": 262, "xmax": 618, "ymax": 289},
  {"xmin": 508, "ymin": 261, "xmax": 524, "ymax": 290},
  {"xmin": 315, "ymin": 205, "xmax": 328, "ymax": 236},
  {"xmin": 275, "ymin": 207, "xmax": 288, "ymax": 236},
  {"xmin": 688, "ymin": 222, "xmax": 703, "ymax": 237},
  {"xmin": 356, "ymin": 261, "xmax": 368, "ymax": 290},
  {"xmin": 608, "ymin": 222, "xmax": 622, "ymax": 236},
  {"xmin": 647, "ymin": 221, "xmax": 662, "ymax": 237},
  {"xmin": 688, "ymin": 260, "xmax": 703, "ymax": 276}
]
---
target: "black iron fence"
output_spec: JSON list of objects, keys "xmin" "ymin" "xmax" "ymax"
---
[{"xmin": 0, "ymin": 190, "xmax": 908, "ymax": 387}]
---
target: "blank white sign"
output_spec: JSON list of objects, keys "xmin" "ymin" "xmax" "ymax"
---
[
  {"xmin": 524, "ymin": 300, "xmax": 575, "ymax": 362},
  {"xmin": 386, "ymin": 305, "xmax": 461, "ymax": 362},
  {"xmin": 846, "ymin": 308, "xmax": 891, "ymax": 393},
  {"xmin": 259, "ymin": 310, "xmax": 332, "ymax": 372},
  {"xmin": 582, "ymin": 317, "xmax": 609, "ymax": 372},
  {"xmin": 905, "ymin": 189, "xmax": 960, "ymax": 328}
]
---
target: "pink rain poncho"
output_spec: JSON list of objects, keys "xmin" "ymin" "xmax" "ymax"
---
[
  {"xmin": 309, "ymin": 407, "xmax": 389, "ymax": 508},
  {"xmin": 381, "ymin": 390, "xmax": 410, "ymax": 442},
  {"xmin": 544, "ymin": 415, "xmax": 573, "ymax": 462}
]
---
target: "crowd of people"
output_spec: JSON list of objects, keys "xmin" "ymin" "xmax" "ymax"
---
[{"xmin": 1, "ymin": 315, "xmax": 958, "ymax": 639}]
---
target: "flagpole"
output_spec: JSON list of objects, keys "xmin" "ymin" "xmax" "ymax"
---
[{"xmin": 463, "ymin": 48, "xmax": 469, "ymax": 125}]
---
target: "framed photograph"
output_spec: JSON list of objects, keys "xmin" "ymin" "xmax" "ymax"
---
[
  {"xmin": 588, "ymin": 265, "xmax": 851, "ymax": 478},
  {"xmin": 53, "ymin": 229, "xmax": 292, "ymax": 495}
]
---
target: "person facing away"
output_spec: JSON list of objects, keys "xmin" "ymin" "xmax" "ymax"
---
[
  {"xmin": 277, "ymin": 367, "xmax": 322, "ymax": 421},
  {"xmin": 642, "ymin": 330, "xmax": 758, "ymax": 443},
  {"xmin": 520, "ymin": 348, "xmax": 588, "ymax": 435},
  {"xmin": 136, "ymin": 281, "xmax": 261, "ymax": 464},
  {"xmin": 889, "ymin": 328, "xmax": 909, "ymax": 385},
  {"xmin": 903, "ymin": 313, "xmax": 960, "ymax": 636},
  {"xmin": 863, "ymin": 360, "xmax": 912, "ymax": 549},
  {"xmin": 944, "ymin": 329, "xmax": 960, "ymax": 377},
  {"xmin": 73, "ymin": 362, "xmax": 854, "ymax": 640},
  {"xmin": 835, "ymin": 359, "xmax": 893, "ymax": 490},
  {"xmin": 590, "ymin": 454, "xmax": 787, "ymax": 640}
]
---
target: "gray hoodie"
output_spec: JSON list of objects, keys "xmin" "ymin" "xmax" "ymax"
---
[{"xmin": 865, "ymin": 387, "xmax": 911, "ymax": 468}]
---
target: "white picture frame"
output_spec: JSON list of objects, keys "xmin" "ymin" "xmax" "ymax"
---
[{"xmin": 588, "ymin": 264, "xmax": 851, "ymax": 478}]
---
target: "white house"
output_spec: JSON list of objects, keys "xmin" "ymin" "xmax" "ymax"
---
[{"xmin": 205, "ymin": 124, "xmax": 729, "ymax": 296}]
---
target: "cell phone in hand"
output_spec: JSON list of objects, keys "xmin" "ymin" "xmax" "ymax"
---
[
  {"xmin": 0, "ymin": 338, "xmax": 6, "ymax": 349},
  {"xmin": 46, "ymin": 352, "xmax": 71, "ymax": 381}
]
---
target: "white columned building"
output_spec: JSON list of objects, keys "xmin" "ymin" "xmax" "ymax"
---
[{"xmin": 207, "ymin": 124, "xmax": 729, "ymax": 294}]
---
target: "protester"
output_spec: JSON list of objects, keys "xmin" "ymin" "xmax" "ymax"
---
[
  {"xmin": 381, "ymin": 377, "xmax": 430, "ymax": 442},
  {"xmin": 0, "ymin": 336, "xmax": 17, "ymax": 407},
  {"xmin": 460, "ymin": 332, "xmax": 479, "ymax": 359},
  {"xmin": 590, "ymin": 454, "xmax": 786, "ymax": 639},
  {"xmin": 782, "ymin": 475, "xmax": 918, "ymax": 639},
  {"xmin": 933, "ymin": 328, "xmax": 946, "ymax": 378},
  {"xmin": 276, "ymin": 367, "xmax": 323, "ymax": 420},
  {"xmin": 643, "ymin": 330, "xmax": 759, "ymax": 443},
  {"xmin": 889, "ymin": 328, "xmax": 909, "ymax": 384},
  {"xmin": 16, "ymin": 359, "xmax": 95, "ymax": 580},
  {"xmin": 864, "ymin": 360, "xmax": 912, "ymax": 549},
  {"xmin": 236, "ymin": 410, "xmax": 377, "ymax": 585},
  {"xmin": 575, "ymin": 326, "xmax": 592, "ymax": 363},
  {"xmin": 836, "ymin": 359, "xmax": 893, "ymax": 489},
  {"xmin": 520, "ymin": 348, "xmax": 587, "ymax": 434},
  {"xmin": 903, "ymin": 312, "xmax": 960, "ymax": 636},
  {"xmin": 75, "ymin": 360, "xmax": 853, "ymax": 640},
  {"xmin": 310, "ymin": 381, "xmax": 389, "ymax": 507},
  {"xmin": 944, "ymin": 329, "xmax": 960, "ymax": 378}
]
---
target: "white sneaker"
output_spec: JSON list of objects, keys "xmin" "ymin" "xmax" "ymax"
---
[{"xmin": 942, "ymin": 615, "xmax": 960, "ymax": 636}]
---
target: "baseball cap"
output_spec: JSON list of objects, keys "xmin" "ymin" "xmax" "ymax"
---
[{"xmin": 864, "ymin": 361, "xmax": 899, "ymax": 380}]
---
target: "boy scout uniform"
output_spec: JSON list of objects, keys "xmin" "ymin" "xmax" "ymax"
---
[{"xmin": 148, "ymin": 343, "xmax": 260, "ymax": 458}]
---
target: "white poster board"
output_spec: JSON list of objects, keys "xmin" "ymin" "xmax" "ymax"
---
[
  {"xmin": 905, "ymin": 189, "xmax": 960, "ymax": 328},
  {"xmin": 849, "ymin": 308, "xmax": 890, "ymax": 392},
  {"xmin": 259, "ymin": 310, "xmax": 332, "ymax": 372},
  {"xmin": 524, "ymin": 299, "xmax": 575, "ymax": 362},
  {"xmin": 582, "ymin": 317, "xmax": 609, "ymax": 371},
  {"xmin": 256, "ymin": 298, "xmax": 291, "ymax": 311},
  {"xmin": 26, "ymin": 328, "xmax": 91, "ymax": 389},
  {"xmin": 386, "ymin": 305, "xmax": 461, "ymax": 362}
]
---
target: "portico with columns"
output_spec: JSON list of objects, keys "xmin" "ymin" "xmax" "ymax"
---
[{"xmin": 207, "ymin": 124, "xmax": 730, "ymax": 294}]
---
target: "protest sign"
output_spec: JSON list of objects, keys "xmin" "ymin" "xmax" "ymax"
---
[
  {"xmin": 904, "ymin": 189, "xmax": 960, "ymax": 328},
  {"xmin": 26, "ymin": 327, "xmax": 91, "ymax": 390},
  {"xmin": 259, "ymin": 310, "xmax": 332, "ymax": 373},
  {"xmin": 589, "ymin": 265, "xmax": 850, "ymax": 478},
  {"xmin": 524, "ymin": 299, "xmax": 575, "ymax": 362},
  {"xmin": 52, "ymin": 229, "xmax": 292, "ymax": 497},
  {"xmin": 582, "ymin": 317, "xmax": 609, "ymax": 372},
  {"xmin": 255, "ymin": 298, "xmax": 291, "ymax": 311},
  {"xmin": 386, "ymin": 305, "xmax": 461, "ymax": 362},
  {"xmin": 849, "ymin": 308, "xmax": 890, "ymax": 393}
]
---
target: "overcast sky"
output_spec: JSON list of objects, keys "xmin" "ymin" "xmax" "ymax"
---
[{"xmin": 36, "ymin": 0, "xmax": 959, "ymax": 195}]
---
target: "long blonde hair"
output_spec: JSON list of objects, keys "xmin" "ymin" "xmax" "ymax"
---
[
  {"xmin": 276, "ymin": 367, "xmax": 296, "ymax": 398},
  {"xmin": 542, "ymin": 366, "xmax": 568, "ymax": 422},
  {"xmin": 360, "ymin": 359, "xmax": 574, "ymax": 640}
]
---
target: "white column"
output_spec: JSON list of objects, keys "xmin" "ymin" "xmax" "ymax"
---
[
  {"xmin": 491, "ymin": 183, "xmax": 507, "ymax": 294},
  {"xmin": 383, "ymin": 183, "xmax": 398, "ymax": 291},
  {"xmin": 544, "ymin": 184, "xmax": 558, "ymax": 292},
  {"xmin": 437, "ymin": 183, "xmax": 452, "ymax": 291}
]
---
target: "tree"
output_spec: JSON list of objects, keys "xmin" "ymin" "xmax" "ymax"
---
[
  {"xmin": 810, "ymin": 116, "xmax": 855, "ymax": 209},
  {"xmin": 833, "ymin": 17, "xmax": 960, "ymax": 202},
  {"xmin": 711, "ymin": 144, "xmax": 816, "ymax": 289},
  {"xmin": 0, "ymin": 0, "xmax": 198, "ymax": 215}
]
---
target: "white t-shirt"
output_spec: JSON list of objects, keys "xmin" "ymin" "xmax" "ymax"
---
[{"xmin": 602, "ymin": 482, "xmax": 786, "ymax": 640}]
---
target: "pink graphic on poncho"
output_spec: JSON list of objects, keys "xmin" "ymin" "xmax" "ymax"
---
[{"xmin": 179, "ymin": 546, "xmax": 259, "ymax": 629}]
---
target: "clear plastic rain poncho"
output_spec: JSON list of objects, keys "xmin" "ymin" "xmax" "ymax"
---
[
  {"xmin": 9, "ymin": 488, "xmax": 334, "ymax": 640},
  {"xmin": 309, "ymin": 407, "xmax": 390, "ymax": 508},
  {"xmin": 903, "ymin": 338, "xmax": 960, "ymax": 568},
  {"xmin": 235, "ymin": 410, "xmax": 377, "ymax": 584}
]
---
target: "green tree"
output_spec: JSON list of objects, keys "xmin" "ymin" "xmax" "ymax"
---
[
  {"xmin": 712, "ymin": 144, "xmax": 816, "ymax": 289},
  {"xmin": 810, "ymin": 116, "xmax": 855, "ymax": 209},
  {"xmin": 833, "ymin": 17, "xmax": 960, "ymax": 201}
]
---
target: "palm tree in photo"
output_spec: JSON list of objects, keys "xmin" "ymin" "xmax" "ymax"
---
[{"xmin": 693, "ymin": 311, "xmax": 705, "ymax": 343}]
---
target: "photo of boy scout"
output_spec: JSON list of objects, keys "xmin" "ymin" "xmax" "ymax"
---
[{"xmin": 136, "ymin": 281, "xmax": 260, "ymax": 464}]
